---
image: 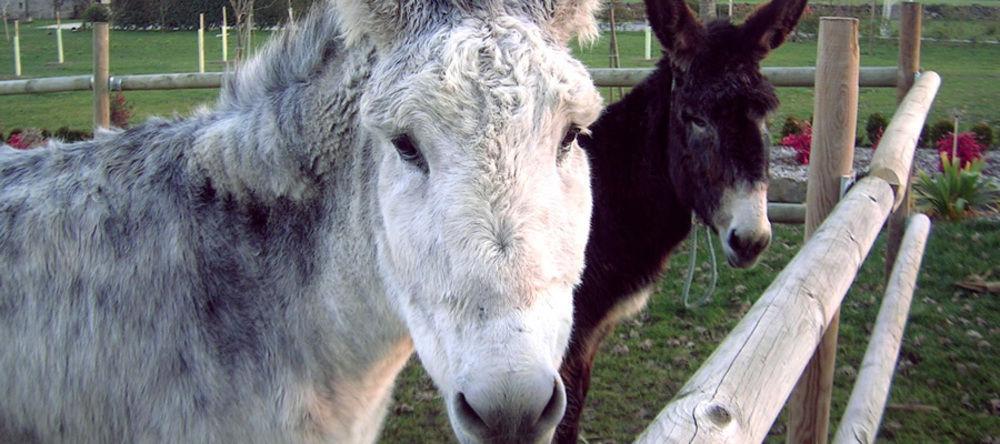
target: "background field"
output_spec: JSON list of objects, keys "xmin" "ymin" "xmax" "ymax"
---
[
  {"xmin": 1, "ymin": 7, "xmax": 998, "ymax": 443},
  {"xmin": 0, "ymin": 19, "xmax": 998, "ymax": 139}
]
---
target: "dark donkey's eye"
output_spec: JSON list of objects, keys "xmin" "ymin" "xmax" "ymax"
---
[
  {"xmin": 558, "ymin": 126, "xmax": 582, "ymax": 162},
  {"xmin": 682, "ymin": 111, "xmax": 708, "ymax": 128},
  {"xmin": 391, "ymin": 134, "xmax": 427, "ymax": 172}
]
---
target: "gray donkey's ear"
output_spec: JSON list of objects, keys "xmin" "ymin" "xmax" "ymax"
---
[{"xmin": 546, "ymin": 0, "xmax": 604, "ymax": 44}]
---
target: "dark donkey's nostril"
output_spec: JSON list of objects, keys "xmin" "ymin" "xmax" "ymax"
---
[{"xmin": 728, "ymin": 229, "xmax": 770, "ymax": 258}]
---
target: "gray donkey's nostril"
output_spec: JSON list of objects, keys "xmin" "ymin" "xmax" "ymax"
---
[{"xmin": 454, "ymin": 373, "xmax": 566, "ymax": 441}]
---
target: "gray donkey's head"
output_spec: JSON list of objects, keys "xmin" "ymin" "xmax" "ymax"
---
[{"xmin": 338, "ymin": 1, "xmax": 603, "ymax": 442}]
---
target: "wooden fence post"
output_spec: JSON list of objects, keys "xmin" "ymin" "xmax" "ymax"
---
[
  {"xmin": 222, "ymin": 7, "xmax": 229, "ymax": 63},
  {"xmin": 93, "ymin": 22, "xmax": 110, "ymax": 129},
  {"xmin": 644, "ymin": 22, "xmax": 652, "ymax": 60},
  {"xmin": 198, "ymin": 14, "xmax": 206, "ymax": 73},
  {"xmin": 786, "ymin": 17, "xmax": 860, "ymax": 444},
  {"xmin": 885, "ymin": 2, "xmax": 922, "ymax": 279},
  {"xmin": 56, "ymin": 12, "xmax": 64, "ymax": 64},
  {"xmin": 13, "ymin": 20, "xmax": 20, "ymax": 77}
]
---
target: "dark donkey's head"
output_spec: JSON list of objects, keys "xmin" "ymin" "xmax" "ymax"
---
[{"xmin": 648, "ymin": 0, "xmax": 807, "ymax": 267}]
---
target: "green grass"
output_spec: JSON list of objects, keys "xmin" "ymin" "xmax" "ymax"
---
[{"xmin": 381, "ymin": 219, "xmax": 1000, "ymax": 443}]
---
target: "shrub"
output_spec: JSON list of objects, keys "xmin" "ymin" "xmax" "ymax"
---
[
  {"xmin": 936, "ymin": 132, "xmax": 984, "ymax": 170},
  {"xmin": 780, "ymin": 116, "xmax": 808, "ymax": 139},
  {"xmin": 915, "ymin": 154, "xmax": 998, "ymax": 220},
  {"xmin": 54, "ymin": 127, "xmax": 93, "ymax": 142},
  {"xmin": 110, "ymin": 92, "xmax": 134, "ymax": 128},
  {"xmin": 83, "ymin": 3, "xmax": 111, "ymax": 23},
  {"xmin": 865, "ymin": 113, "xmax": 888, "ymax": 147},
  {"xmin": 780, "ymin": 121, "xmax": 812, "ymax": 165},
  {"xmin": 927, "ymin": 119, "xmax": 954, "ymax": 147},
  {"xmin": 6, "ymin": 128, "xmax": 47, "ymax": 150},
  {"xmin": 970, "ymin": 122, "xmax": 994, "ymax": 149}
]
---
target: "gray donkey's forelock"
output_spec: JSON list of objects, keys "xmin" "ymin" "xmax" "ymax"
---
[{"xmin": 0, "ymin": 0, "xmax": 599, "ymax": 442}]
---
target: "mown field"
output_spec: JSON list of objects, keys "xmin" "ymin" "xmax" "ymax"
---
[
  {"xmin": 1, "ymin": 20, "xmax": 998, "ymax": 138},
  {"xmin": 1, "ymin": 12, "xmax": 998, "ymax": 444}
]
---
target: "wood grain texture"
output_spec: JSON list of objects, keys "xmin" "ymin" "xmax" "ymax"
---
[
  {"xmin": 868, "ymin": 71, "xmax": 941, "ymax": 208},
  {"xmin": 832, "ymin": 215, "xmax": 931, "ymax": 444},
  {"xmin": 92, "ymin": 23, "xmax": 110, "ymax": 129},
  {"xmin": 788, "ymin": 18, "xmax": 859, "ymax": 444},
  {"xmin": 635, "ymin": 177, "xmax": 896, "ymax": 444},
  {"xmin": 885, "ymin": 2, "xmax": 923, "ymax": 279}
]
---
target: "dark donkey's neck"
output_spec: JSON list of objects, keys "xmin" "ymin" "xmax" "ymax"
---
[
  {"xmin": 557, "ymin": 65, "xmax": 694, "ymax": 442},
  {"xmin": 577, "ymin": 65, "xmax": 694, "ymax": 329}
]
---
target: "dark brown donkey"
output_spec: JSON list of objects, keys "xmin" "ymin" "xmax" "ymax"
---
[{"xmin": 557, "ymin": 0, "xmax": 808, "ymax": 440}]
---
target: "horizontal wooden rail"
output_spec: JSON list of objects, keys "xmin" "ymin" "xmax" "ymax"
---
[
  {"xmin": 832, "ymin": 214, "xmax": 931, "ymax": 444},
  {"xmin": 0, "ymin": 67, "xmax": 899, "ymax": 96},
  {"xmin": 116, "ymin": 72, "xmax": 225, "ymax": 91},
  {"xmin": 589, "ymin": 66, "xmax": 897, "ymax": 88},
  {"xmin": 0, "ymin": 75, "xmax": 92, "ymax": 94},
  {"xmin": 767, "ymin": 202, "xmax": 806, "ymax": 224},
  {"xmin": 868, "ymin": 71, "xmax": 942, "ymax": 208}
]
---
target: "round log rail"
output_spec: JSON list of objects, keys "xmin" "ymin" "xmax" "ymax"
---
[
  {"xmin": 869, "ymin": 71, "xmax": 942, "ymax": 208},
  {"xmin": 832, "ymin": 214, "xmax": 931, "ymax": 444},
  {"xmin": 767, "ymin": 202, "xmax": 806, "ymax": 225},
  {"xmin": 0, "ymin": 75, "xmax": 92, "ymax": 94},
  {"xmin": 0, "ymin": 67, "xmax": 899, "ymax": 96},
  {"xmin": 115, "ymin": 72, "xmax": 226, "ymax": 91},
  {"xmin": 588, "ymin": 66, "xmax": 898, "ymax": 88},
  {"xmin": 635, "ymin": 71, "xmax": 939, "ymax": 444}
]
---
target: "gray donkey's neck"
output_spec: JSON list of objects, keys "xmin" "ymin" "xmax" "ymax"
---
[{"xmin": 186, "ymin": 0, "xmax": 413, "ymax": 396}]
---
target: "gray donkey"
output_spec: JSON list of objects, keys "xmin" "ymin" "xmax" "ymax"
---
[{"xmin": 0, "ymin": 1, "xmax": 605, "ymax": 442}]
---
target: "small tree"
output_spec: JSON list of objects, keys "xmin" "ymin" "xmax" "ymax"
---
[{"xmin": 229, "ymin": 0, "xmax": 255, "ymax": 63}]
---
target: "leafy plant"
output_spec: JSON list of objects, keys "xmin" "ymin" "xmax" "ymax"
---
[
  {"xmin": 5, "ymin": 128, "xmax": 47, "ymax": 150},
  {"xmin": 780, "ymin": 115, "xmax": 808, "ymax": 139},
  {"xmin": 936, "ymin": 132, "xmax": 984, "ymax": 170},
  {"xmin": 970, "ymin": 122, "xmax": 993, "ymax": 149},
  {"xmin": 780, "ymin": 121, "xmax": 812, "ymax": 165},
  {"xmin": 865, "ymin": 112, "xmax": 888, "ymax": 147},
  {"xmin": 110, "ymin": 92, "xmax": 133, "ymax": 128},
  {"xmin": 915, "ymin": 153, "xmax": 998, "ymax": 220},
  {"xmin": 927, "ymin": 119, "xmax": 954, "ymax": 148},
  {"xmin": 83, "ymin": 3, "xmax": 111, "ymax": 23}
]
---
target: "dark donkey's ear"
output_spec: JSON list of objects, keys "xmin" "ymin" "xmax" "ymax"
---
[
  {"xmin": 644, "ymin": 0, "xmax": 705, "ymax": 71},
  {"xmin": 740, "ymin": 0, "xmax": 809, "ymax": 54}
]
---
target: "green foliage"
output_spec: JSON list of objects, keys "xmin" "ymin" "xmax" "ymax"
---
[
  {"xmin": 915, "ymin": 153, "xmax": 998, "ymax": 220},
  {"xmin": 970, "ymin": 122, "xmax": 994, "ymax": 148},
  {"xmin": 865, "ymin": 112, "xmax": 888, "ymax": 146},
  {"xmin": 83, "ymin": 3, "xmax": 111, "ymax": 23},
  {"xmin": 927, "ymin": 119, "xmax": 955, "ymax": 148}
]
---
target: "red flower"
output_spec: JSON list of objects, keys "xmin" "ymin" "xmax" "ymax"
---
[
  {"xmin": 935, "ymin": 132, "xmax": 984, "ymax": 171},
  {"xmin": 781, "ymin": 122, "xmax": 813, "ymax": 165}
]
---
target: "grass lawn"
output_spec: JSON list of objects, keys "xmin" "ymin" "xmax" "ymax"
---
[{"xmin": 0, "ymin": 18, "xmax": 998, "ymax": 443}]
